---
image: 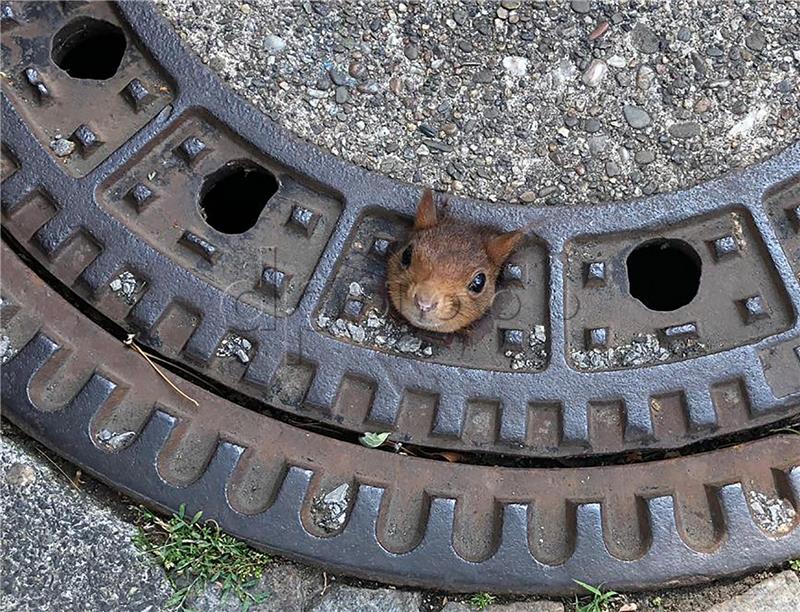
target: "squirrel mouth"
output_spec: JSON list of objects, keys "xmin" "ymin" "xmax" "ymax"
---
[{"xmin": 407, "ymin": 309, "xmax": 445, "ymax": 331}]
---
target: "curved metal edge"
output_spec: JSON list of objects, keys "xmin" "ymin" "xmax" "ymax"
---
[
  {"xmin": 2, "ymin": 244, "xmax": 800, "ymax": 594},
  {"xmin": 4, "ymin": 336, "xmax": 800, "ymax": 595},
  {"xmin": 0, "ymin": 0, "xmax": 799, "ymax": 460}
]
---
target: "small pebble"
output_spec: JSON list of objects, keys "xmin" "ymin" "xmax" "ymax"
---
[
  {"xmin": 50, "ymin": 138, "xmax": 75, "ymax": 157},
  {"xmin": 607, "ymin": 54, "xmax": 626, "ymax": 68},
  {"xmin": 473, "ymin": 69, "xmax": 494, "ymax": 83},
  {"xmin": 335, "ymin": 86, "xmax": 349, "ymax": 104},
  {"xmin": 588, "ymin": 21, "xmax": 609, "ymax": 42},
  {"xmin": 631, "ymin": 23, "xmax": 659, "ymax": 54},
  {"xmin": 745, "ymin": 29, "xmax": 766, "ymax": 52},
  {"xmin": 623, "ymin": 105, "xmax": 651, "ymax": 129},
  {"xmin": 404, "ymin": 44, "xmax": 419, "ymax": 60},
  {"xmin": 605, "ymin": 161, "xmax": 620, "ymax": 177},
  {"xmin": 570, "ymin": 0, "xmax": 591, "ymax": 14},
  {"xmin": 263, "ymin": 34, "xmax": 286, "ymax": 52},
  {"xmin": 502, "ymin": 55, "xmax": 528, "ymax": 77},
  {"xmin": 585, "ymin": 118, "xmax": 602, "ymax": 133},
  {"xmin": 582, "ymin": 59, "xmax": 607, "ymax": 87},
  {"xmin": 668, "ymin": 122, "xmax": 701, "ymax": 139},
  {"xmin": 5, "ymin": 463, "xmax": 36, "ymax": 487}
]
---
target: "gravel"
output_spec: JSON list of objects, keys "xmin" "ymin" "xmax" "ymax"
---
[
  {"xmin": 216, "ymin": 334, "xmax": 254, "ymax": 363},
  {"xmin": 157, "ymin": 0, "xmax": 800, "ymax": 206},
  {"xmin": 108, "ymin": 270, "xmax": 142, "ymax": 305},
  {"xmin": 746, "ymin": 490, "xmax": 797, "ymax": 535},
  {"xmin": 442, "ymin": 603, "xmax": 564, "ymax": 612},
  {"xmin": 310, "ymin": 482, "xmax": 351, "ymax": 533},
  {"xmin": 571, "ymin": 332, "xmax": 706, "ymax": 370},
  {"xmin": 49, "ymin": 137, "xmax": 75, "ymax": 158},
  {"xmin": 316, "ymin": 282, "xmax": 435, "ymax": 359},
  {"xmin": 0, "ymin": 334, "xmax": 15, "ymax": 364}
]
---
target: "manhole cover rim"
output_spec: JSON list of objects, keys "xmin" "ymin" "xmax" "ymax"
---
[{"xmin": 1, "ymin": 0, "xmax": 799, "ymax": 461}]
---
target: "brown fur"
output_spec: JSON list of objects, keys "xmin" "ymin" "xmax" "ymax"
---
[{"xmin": 387, "ymin": 189, "xmax": 524, "ymax": 333}]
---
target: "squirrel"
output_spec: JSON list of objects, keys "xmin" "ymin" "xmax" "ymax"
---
[{"xmin": 387, "ymin": 189, "xmax": 524, "ymax": 333}]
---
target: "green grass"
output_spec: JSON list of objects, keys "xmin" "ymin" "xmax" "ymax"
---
[
  {"xmin": 133, "ymin": 504, "xmax": 272, "ymax": 611},
  {"xmin": 468, "ymin": 592, "xmax": 497, "ymax": 610},
  {"xmin": 790, "ymin": 559, "xmax": 800, "ymax": 571},
  {"xmin": 573, "ymin": 580, "xmax": 619, "ymax": 612}
]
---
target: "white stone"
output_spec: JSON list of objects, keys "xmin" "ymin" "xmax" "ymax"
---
[
  {"xmin": 502, "ymin": 55, "xmax": 528, "ymax": 77},
  {"xmin": 263, "ymin": 34, "xmax": 286, "ymax": 52},
  {"xmin": 582, "ymin": 59, "xmax": 608, "ymax": 87},
  {"xmin": 728, "ymin": 104, "xmax": 770, "ymax": 139},
  {"xmin": 607, "ymin": 54, "xmax": 627, "ymax": 68},
  {"xmin": 396, "ymin": 335, "xmax": 422, "ymax": 353}
]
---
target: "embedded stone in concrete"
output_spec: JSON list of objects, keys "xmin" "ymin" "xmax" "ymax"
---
[
  {"xmin": 309, "ymin": 585, "xmax": 422, "ymax": 612},
  {"xmin": 703, "ymin": 571, "xmax": 800, "ymax": 612}
]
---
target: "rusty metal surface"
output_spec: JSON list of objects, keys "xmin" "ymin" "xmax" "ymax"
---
[
  {"xmin": 2, "ymin": 0, "xmax": 800, "ymax": 593},
  {"xmin": 0, "ymin": 1, "xmax": 173, "ymax": 177},
  {"xmin": 1, "ymin": 1, "xmax": 799, "ymax": 461},
  {"xmin": 3, "ymin": 243, "xmax": 800, "ymax": 594}
]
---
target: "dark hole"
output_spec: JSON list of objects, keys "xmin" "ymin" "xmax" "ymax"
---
[
  {"xmin": 626, "ymin": 239, "xmax": 701, "ymax": 311},
  {"xmin": 51, "ymin": 17, "xmax": 127, "ymax": 80},
  {"xmin": 199, "ymin": 162, "xmax": 278, "ymax": 234}
]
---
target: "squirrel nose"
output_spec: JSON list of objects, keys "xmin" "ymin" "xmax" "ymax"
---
[{"xmin": 414, "ymin": 294, "xmax": 438, "ymax": 313}]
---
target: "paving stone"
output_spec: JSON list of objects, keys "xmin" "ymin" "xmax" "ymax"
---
[
  {"xmin": 310, "ymin": 585, "xmax": 422, "ymax": 612},
  {"xmin": 442, "ymin": 602, "xmax": 564, "ymax": 612},
  {"xmin": 487, "ymin": 602, "xmax": 566, "ymax": 611},
  {"xmin": 191, "ymin": 562, "xmax": 325, "ymax": 611},
  {"xmin": 0, "ymin": 430, "xmax": 173, "ymax": 612},
  {"xmin": 703, "ymin": 571, "xmax": 800, "ymax": 611}
]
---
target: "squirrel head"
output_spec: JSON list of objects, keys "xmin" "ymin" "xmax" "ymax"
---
[{"xmin": 387, "ymin": 189, "xmax": 524, "ymax": 333}]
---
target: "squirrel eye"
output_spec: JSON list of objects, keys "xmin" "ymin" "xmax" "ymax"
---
[
  {"xmin": 468, "ymin": 272, "xmax": 486, "ymax": 294},
  {"xmin": 401, "ymin": 244, "xmax": 413, "ymax": 268}
]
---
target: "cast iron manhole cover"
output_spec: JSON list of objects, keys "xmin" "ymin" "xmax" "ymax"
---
[{"xmin": 2, "ymin": 1, "xmax": 800, "ymax": 594}]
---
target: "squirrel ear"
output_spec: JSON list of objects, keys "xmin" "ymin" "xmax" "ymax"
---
[
  {"xmin": 486, "ymin": 230, "xmax": 524, "ymax": 265},
  {"xmin": 414, "ymin": 188, "xmax": 438, "ymax": 230}
]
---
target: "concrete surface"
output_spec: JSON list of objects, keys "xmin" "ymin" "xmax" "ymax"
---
[
  {"xmin": 704, "ymin": 571, "xmax": 800, "ymax": 612},
  {"xmin": 158, "ymin": 0, "xmax": 800, "ymax": 206}
]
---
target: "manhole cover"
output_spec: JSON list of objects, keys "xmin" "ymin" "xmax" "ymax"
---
[{"xmin": 2, "ymin": 1, "xmax": 800, "ymax": 594}]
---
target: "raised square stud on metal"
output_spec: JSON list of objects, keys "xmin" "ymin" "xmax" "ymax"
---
[
  {"xmin": 739, "ymin": 295, "xmax": 770, "ymax": 324},
  {"xmin": 121, "ymin": 78, "xmax": 155, "ymax": 112},
  {"xmin": 342, "ymin": 298, "xmax": 366, "ymax": 321},
  {"xmin": 125, "ymin": 183, "xmax": 155, "ymax": 212},
  {"xmin": 502, "ymin": 328, "xmax": 526, "ymax": 349},
  {"xmin": 370, "ymin": 237, "xmax": 392, "ymax": 257},
  {"xmin": 585, "ymin": 327, "xmax": 609, "ymax": 349},
  {"xmin": 288, "ymin": 205, "xmax": 320, "ymax": 237},
  {"xmin": 260, "ymin": 266, "xmax": 288, "ymax": 298},
  {"xmin": 710, "ymin": 235, "xmax": 739, "ymax": 261},
  {"xmin": 661, "ymin": 322, "xmax": 699, "ymax": 340},
  {"xmin": 176, "ymin": 137, "xmax": 208, "ymax": 166},
  {"xmin": 584, "ymin": 261, "xmax": 606, "ymax": 287},
  {"xmin": 71, "ymin": 124, "xmax": 102, "ymax": 156},
  {"xmin": 24, "ymin": 67, "xmax": 50, "ymax": 101},
  {"xmin": 179, "ymin": 230, "xmax": 219, "ymax": 263},
  {"xmin": 501, "ymin": 262, "xmax": 523, "ymax": 284}
]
